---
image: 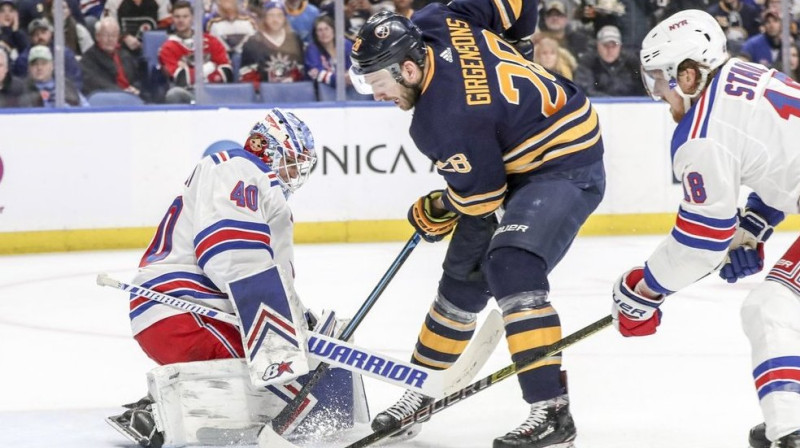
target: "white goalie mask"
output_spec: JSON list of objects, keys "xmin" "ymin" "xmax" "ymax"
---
[
  {"xmin": 245, "ymin": 108, "xmax": 317, "ymax": 196},
  {"xmin": 640, "ymin": 10, "xmax": 728, "ymax": 106}
]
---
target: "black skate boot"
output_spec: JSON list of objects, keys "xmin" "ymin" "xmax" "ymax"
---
[
  {"xmin": 750, "ymin": 423, "xmax": 770, "ymax": 448},
  {"xmin": 493, "ymin": 395, "xmax": 576, "ymax": 448},
  {"xmin": 774, "ymin": 431, "xmax": 800, "ymax": 448},
  {"xmin": 106, "ymin": 396, "xmax": 164, "ymax": 448},
  {"xmin": 370, "ymin": 390, "xmax": 433, "ymax": 443}
]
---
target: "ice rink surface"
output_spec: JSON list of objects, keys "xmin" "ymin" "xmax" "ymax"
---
[{"xmin": 1, "ymin": 232, "xmax": 789, "ymax": 448}]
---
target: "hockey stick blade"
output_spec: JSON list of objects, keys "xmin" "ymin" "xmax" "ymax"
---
[
  {"xmin": 270, "ymin": 233, "xmax": 422, "ymax": 435},
  {"xmin": 345, "ymin": 315, "xmax": 613, "ymax": 448},
  {"xmin": 306, "ymin": 310, "xmax": 504, "ymax": 399}
]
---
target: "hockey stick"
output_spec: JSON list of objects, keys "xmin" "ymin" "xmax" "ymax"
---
[
  {"xmin": 96, "ymin": 273, "xmax": 240, "ymax": 326},
  {"xmin": 98, "ymin": 267, "xmax": 502, "ymax": 399},
  {"xmin": 344, "ymin": 314, "xmax": 614, "ymax": 448},
  {"xmin": 270, "ymin": 232, "xmax": 422, "ymax": 435}
]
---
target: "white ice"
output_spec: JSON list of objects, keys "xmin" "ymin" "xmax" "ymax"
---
[{"xmin": 0, "ymin": 232, "xmax": 783, "ymax": 448}]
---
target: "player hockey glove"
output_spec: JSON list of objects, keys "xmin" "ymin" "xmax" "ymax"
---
[
  {"xmin": 719, "ymin": 209, "xmax": 774, "ymax": 283},
  {"xmin": 408, "ymin": 190, "xmax": 459, "ymax": 243},
  {"xmin": 612, "ymin": 267, "xmax": 665, "ymax": 337}
]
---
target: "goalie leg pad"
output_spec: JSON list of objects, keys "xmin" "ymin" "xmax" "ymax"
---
[
  {"xmin": 411, "ymin": 293, "xmax": 477, "ymax": 370},
  {"xmin": 497, "ymin": 290, "xmax": 564, "ymax": 404},
  {"xmin": 228, "ymin": 266, "xmax": 310, "ymax": 387},
  {"xmin": 741, "ymin": 280, "xmax": 800, "ymax": 441},
  {"xmin": 145, "ymin": 359, "xmax": 367, "ymax": 446}
]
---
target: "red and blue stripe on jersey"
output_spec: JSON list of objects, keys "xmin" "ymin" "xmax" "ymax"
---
[
  {"xmin": 129, "ymin": 271, "xmax": 227, "ymax": 320},
  {"xmin": 194, "ymin": 219, "xmax": 273, "ymax": 270},
  {"xmin": 753, "ymin": 356, "xmax": 800, "ymax": 399},
  {"xmin": 671, "ymin": 73, "xmax": 721, "ymax": 157},
  {"xmin": 670, "ymin": 206, "xmax": 736, "ymax": 252}
]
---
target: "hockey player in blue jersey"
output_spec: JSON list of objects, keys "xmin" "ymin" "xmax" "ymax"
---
[
  {"xmin": 349, "ymin": 1, "xmax": 606, "ymax": 446},
  {"xmin": 610, "ymin": 10, "xmax": 800, "ymax": 448}
]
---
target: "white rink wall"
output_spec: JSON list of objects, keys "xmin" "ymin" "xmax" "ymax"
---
[{"xmin": 0, "ymin": 100, "xmax": 678, "ymax": 234}]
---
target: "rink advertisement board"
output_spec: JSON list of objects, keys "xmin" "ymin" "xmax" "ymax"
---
[{"xmin": 0, "ymin": 102, "xmax": 791, "ymax": 253}]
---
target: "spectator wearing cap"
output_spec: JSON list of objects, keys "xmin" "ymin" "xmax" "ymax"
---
[
  {"xmin": 80, "ymin": 17, "xmax": 144, "ymax": 98},
  {"xmin": 707, "ymin": 0, "xmax": 760, "ymax": 42},
  {"xmin": 574, "ymin": 25, "xmax": 645, "ymax": 97},
  {"xmin": 740, "ymin": 11, "xmax": 785, "ymax": 68},
  {"xmin": 158, "ymin": 0, "xmax": 232, "ymax": 103},
  {"xmin": 12, "ymin": 17, "xmax": 83, "ymax": 88},
  {"xmin": 19, "ymin": 44, "xmax": 88, "ymax": 106},
  {"xmin": 574, "ymin": 0, "xmax": 624, "ymax": 38},
  {"xmin": 283, "ymin": 0, "xmax": 319, "ymax": 44},
  {"xmin": 239, "ymin": 1, "xmax": 304, "ymax": 84},
  {"xmin": 0, "ymin": 48, "xmax": 23, "ymax": 106},
  {"xmin": 103, "ymin": 0, "xmax": 171, "ymax": 53},
  {"xmin": 17, "ymin": 0, "xmax": 92, "ymax": 56},
  {"xmin": 0, "ymin": 0, "xmax": 29, "ymax": 63},
  {"xmin": 534, "ymin": 0, "xmax": 591, "ymax": 61}
]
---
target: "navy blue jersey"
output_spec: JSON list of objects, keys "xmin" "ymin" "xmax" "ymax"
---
[{"xmin": 409, "ymin": 0, "xmax": 604, "ymax": 216}]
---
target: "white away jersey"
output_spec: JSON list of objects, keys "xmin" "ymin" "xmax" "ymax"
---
[
  {"xmin": 644, "ymin": 58, "xmax": 800, "ymax": 294},
  {"xmin": 129, "ymin": 149, "xmax": 294, "ymax": 335}
]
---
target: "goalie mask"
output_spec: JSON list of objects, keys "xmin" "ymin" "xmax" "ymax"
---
[
  {"xmin": 349, "ymin": 11, "xmax": 426, "ymax": 95},
  {"xmin": 640, "ymin": 9, "xmax": 727, "ymax": 108},
  {"xmin": 245, "ymin": 108, "xmax": 317, "ymax": 195}
]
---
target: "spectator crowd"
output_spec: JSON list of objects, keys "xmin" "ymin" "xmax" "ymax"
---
[{"xmin": 1, "ymin": 0, "xmax": 799, "ymax": 107}]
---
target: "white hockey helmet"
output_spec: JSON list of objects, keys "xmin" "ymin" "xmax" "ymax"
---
[
  {"xmin": 245, "ymin": 108, "xmax": 317, "ymax": 195},
  {"xmin": 640, "ymin": 9, "xmax": 728, "ymax": 101}
]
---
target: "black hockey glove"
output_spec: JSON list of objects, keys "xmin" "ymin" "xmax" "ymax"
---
[
  {"xmin": 408, "ymin": 190, "xmax": 459, "ymax": 243},
  {"xmin": 503, "ymin": 35, "xmax": 533, "ymax": 61}
]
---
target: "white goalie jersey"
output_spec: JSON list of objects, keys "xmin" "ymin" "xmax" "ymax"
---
[
  {"xmin": 644, "ymin": 58, "xmax": 800, "ymax": 295},
  {"xmin": 129, "ymin": 149, "xmax": 295, "ymax": 336}
]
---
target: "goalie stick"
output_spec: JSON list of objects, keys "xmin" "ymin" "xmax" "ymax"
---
[
  {"xmin": 344, "ymin": 314, "xmax": 614, "ymax": 448},
  {"xmin": 98, "ymin": 271, "xmax": 503, "ymax": 399},
  {"xmin": 270, "ymin": 232, "xmax": 421, "ymax": 435}
]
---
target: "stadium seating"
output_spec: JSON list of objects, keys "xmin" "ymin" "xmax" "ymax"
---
[
  {"xmin": 258, "ymin": 81, "xmax": 316, "ymax": 104},
  {"xmin": 87, "ymin": 91, "xmax": 145, "ymax": 107},
  {"xmin": 201, "ymin": 83, "xmax": 256, "ymax": 105}
]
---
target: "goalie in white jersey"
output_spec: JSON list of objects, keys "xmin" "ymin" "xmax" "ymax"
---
[
  {"xmin": 610, "ymin": 10, "xmax": 800, "ymax": 448},
  {"xmin": 107, "ymin": 110, "xmax": 368, "ymax": 447}
]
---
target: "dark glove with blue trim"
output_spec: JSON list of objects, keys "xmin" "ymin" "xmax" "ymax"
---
[
  {"xmin": 408, "ymin": 190, "xmax": 459, "ymax": 243},
  {"xmin": 503, "ymin": 35, "xmax": 533, "ymax": 61},
  {"xmin": 719, "ymin": 209, "xmax": 774, "ymax": 283}
]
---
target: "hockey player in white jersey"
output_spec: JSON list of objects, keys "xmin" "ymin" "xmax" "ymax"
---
[
  {"xmin": 610, "ymin": 9, "xmax": 800, "ymax": 448},
  {"xmin": 106, "ymin": 109, "xmax": 370, "ymax": 447}
]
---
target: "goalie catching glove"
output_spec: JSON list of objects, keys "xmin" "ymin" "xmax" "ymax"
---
[
  {"xmin": 612, "ymin": 267, "xmax": 665, "ymax": 337},
  {"xmin": 408, "ymin": 190, "xmax": 459, "ymax": 242},
  {"xmin": 719, "ymin": 208, "xmax": 774, "ymax": 283}
]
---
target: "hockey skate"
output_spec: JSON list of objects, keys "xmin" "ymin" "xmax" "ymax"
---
[
  {"xmin": 370, "ymin": 390, "xmax": 433, "ymax": 443},
  {"xmin": 493, "ymin": 394, "xmax": 576, "ymax": 448},
  {"xmin": 774, "ymin": 431, "xmax": 800, "ymax": 447},
  {"xmin": 749, "ymin": 423, "xmax": 800, "ymax": 448},
  {"xmin": 106, "ymin": 396, "xmax": 164, "ymax": 448}
]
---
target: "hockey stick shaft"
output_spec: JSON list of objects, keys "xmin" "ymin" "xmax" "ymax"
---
[
  {"xmin": 96, "ymin": 273, "xmax": 241, "ymax": 326},
  {"xmin": 345, "ymin": 314, "xmax": 613, "ymax": 448},
  {"xmin": 271, "ymin": 232, "xmax": 421, "ymax": 434}
]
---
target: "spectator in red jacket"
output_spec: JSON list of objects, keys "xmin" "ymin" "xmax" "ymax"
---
[{"xmin": 158, "ymin": 0, "xmax": 232, "ymax": 103}]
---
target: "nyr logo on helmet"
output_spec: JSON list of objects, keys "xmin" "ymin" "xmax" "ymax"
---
[
  {"xmin": 669, "ymin": 19, "xmax": 688, "ymax": 30},
  {"xmin": 375, "ymin": 24, "xmax": 390, "ymax": 39}
]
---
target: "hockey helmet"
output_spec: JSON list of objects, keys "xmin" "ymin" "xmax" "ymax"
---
[
  {"xmin": 640, "ymin": 9, "xmax": 728, "ymax": 101},
  {"xmin": 349, "ymin": 11, "xmax": 426, "ymax": 94},
  {"xmin": 245, "ymin": 108, "xmax": 317, "ymax": 195}
]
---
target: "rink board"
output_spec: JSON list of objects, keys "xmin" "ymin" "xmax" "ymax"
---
[{"xmin": 0, "ymin": 101, "xmax": 797, "ymax": 253}]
